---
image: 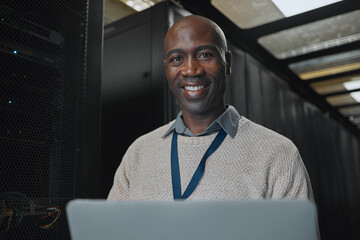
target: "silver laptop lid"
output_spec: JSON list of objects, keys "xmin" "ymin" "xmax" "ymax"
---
[{"xmin": 66, "ymin": 200, "xmax": 317, "ymax": 240}]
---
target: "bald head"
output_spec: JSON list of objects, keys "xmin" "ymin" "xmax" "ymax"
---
[
  {"xmin": 163, "ymin": 15, "xmax": 232, "ymax": 120},
  {"xmin": 164, "ymin": 15, "xmax": 228, "ymax": 61}
]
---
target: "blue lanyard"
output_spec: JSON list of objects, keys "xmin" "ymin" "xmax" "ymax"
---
[{"xmin": 171, "ymin": 129, "xmax": 227, "ymax": 200}]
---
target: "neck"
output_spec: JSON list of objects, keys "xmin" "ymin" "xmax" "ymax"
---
[{"xmin": 181, "ymin": 105, "xmax": 226, "ymax": 135}]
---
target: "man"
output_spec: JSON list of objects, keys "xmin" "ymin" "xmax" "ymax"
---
[{"xmin": 108, "ymin": 15, "xmax": 313, "ymax": 201}]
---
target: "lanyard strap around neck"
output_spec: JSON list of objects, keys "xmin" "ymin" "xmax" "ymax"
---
[{"xmin": 171, "ymin": 129, "xmax": 227, "ymax": 200}]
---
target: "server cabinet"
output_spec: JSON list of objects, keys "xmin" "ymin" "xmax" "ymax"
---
[
  {"xmin": 0, "ymin": 0, "xmax": 102, "ymax": 239},
  {"xmin": 101, "ymin": 2, "xmax": 189, "ymax": 197},
  {"xmin": 244, "ymin": 53, "xmax": 360, "ymax": 240}
]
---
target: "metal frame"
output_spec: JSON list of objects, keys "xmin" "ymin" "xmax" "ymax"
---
[{"xmin": 80, "ymin": 0, "xmax": 104, "ymax": 198}]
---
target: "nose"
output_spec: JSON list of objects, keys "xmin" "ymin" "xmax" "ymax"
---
[{"xmin": 181, "ymin": 56, "xmax": 204, "ymax": 77}]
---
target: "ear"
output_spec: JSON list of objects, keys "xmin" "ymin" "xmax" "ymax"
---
[{"xmin": 225, "ymin": 51, "xmax": 232, "ymax": 75}]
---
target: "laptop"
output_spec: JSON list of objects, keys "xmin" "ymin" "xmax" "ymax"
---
[{"xmin": 66, "ymin": 199, "xmax": 318, "ymax": 240}]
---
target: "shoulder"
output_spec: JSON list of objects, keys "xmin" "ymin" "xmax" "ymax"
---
[
  {"xmin": 235, "ymin": 117, "xmax": 298, "ymax": 154},
  {"xmin": 119, "ymin": 120, "xmax": 174, "ymax": 169},
  {"xmin": 234, "ymin": 118, "xmax": 309, "ymax": 184},
  {"xmin": 127, "ymin": 120, "xmax": 175, "ymax": 151}
]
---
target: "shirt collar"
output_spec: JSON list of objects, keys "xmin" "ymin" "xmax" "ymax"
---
[{"xmin": 162, "ymin": 105, "xmax": 240, "ymax": 138}]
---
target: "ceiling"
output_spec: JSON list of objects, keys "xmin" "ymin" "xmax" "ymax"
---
[{"xmin": 104, "ymin": 0, "xmax": 360, "ymax": 134}]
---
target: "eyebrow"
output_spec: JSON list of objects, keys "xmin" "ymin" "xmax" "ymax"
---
[
  {"xmin": 166, "ymin": 48, "xmax": 183, "ymax": 58},
  {"xmin": 165, "ymin": 45, "xmax": 219, "ymax": 58},
  {"xmin": 194, "ymin": 45, "xmax": 219, "ymax": 53}
]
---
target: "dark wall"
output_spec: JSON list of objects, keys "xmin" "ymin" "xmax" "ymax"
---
[
  {"xmin": 225, "ymin": 42, "xmax": 248, "ymax": 117},
  {"xmin": 228, "ymin": 47, "xmax": 360, "ymax": 239}
]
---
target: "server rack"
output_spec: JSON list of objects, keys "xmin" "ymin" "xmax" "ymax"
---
[{"xmin": 0, "ymin": 0, "xmax": 102, "ymax": 239}]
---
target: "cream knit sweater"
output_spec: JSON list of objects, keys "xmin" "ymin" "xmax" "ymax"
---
[{"xmin": 108, "ymin": 116, "xmax": 313, "ymax": 201}]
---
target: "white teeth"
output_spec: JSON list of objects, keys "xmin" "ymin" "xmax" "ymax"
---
[{"xmin": 184, "ymin": 85, "xmax": 205, "ymax": 91}]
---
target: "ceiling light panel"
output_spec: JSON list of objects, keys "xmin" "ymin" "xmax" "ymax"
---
[
  {"xmin": 339, "ymin": 105, "xmax": 360, "ymax": 116},
  {"xmin": 351, "ymin": 91, "xmax": 360, "ymax": 102},
  {"xmin": 271, "ymin": 0, "xmax": 342, "ymax": 17},
  {"xmin": 344, "ymin": 78, "xmax": 360, "ymax": 90},
  {"xmin": 289, "ymin": 49, "xmax": 360, "ymax": 80},
  {"xmin": 311, "ymin": 74, "xmax": 360, "ymax": 95},
  {"xmin": 211, "ymin": 0, "xmax": 342, "ymax": 29},
  {"xmin": 211, "ymin": 0, "xmax": 283, "ymax": 29},
  {"xmin": 104, "ymin": 0, "xmax": 136, "ymax": 25},
  {"xmin": 120, "ymin": 0, "xmax": 159, "ymax": 12},
  {"xmin": 258, "ymin": 10, "xmax": 360, "ymax": 59},
  {"xmin": 326, "ymin": 93, "xmax": 359, "ymax": 106}
]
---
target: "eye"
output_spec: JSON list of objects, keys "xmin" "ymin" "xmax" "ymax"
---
[
  {"xmin": 198, "ymin": 52, "xmax": 213, "ymax": 59},
  {"xmin": 170, "ymin": 56, "xmax": 182, "ymax": 62}
]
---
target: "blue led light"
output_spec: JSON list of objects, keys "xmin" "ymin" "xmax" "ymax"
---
[
  {"xmin": 8, "ymin": 100, "xmax": 12, "ymax": 104},
  {"xmin": 13, "ymin": 50, "xmax": 18, "ymax": 54}
]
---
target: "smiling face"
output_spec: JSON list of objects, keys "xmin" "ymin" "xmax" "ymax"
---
[{"xmin": 164, "ymin": 15, "xmax": 231, "ymax": 118}]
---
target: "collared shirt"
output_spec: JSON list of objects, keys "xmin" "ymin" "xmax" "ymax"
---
[{"xmin": 162, "ymin": 105, "xmax": 240, "ymax": 138}]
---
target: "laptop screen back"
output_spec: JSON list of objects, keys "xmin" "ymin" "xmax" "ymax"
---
[{"xmin": 66, "ymin": 200, "xmax": 317, "ymax": 240}]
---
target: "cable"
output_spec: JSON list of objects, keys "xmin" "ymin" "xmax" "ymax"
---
[
  {"xmin": 0, "ymin": 192, "xmax": 28, "ymax": 230},
  {"xmin": 0, "ymin": 192, "xmax": 62, "ymax": 230},
  {"xmin": 39, "ymin": 207, "xmax": 61, "ymax": 229},
  {"xmin": 0, "ymin": 203, "xmax": 13, "ymax": 232}
]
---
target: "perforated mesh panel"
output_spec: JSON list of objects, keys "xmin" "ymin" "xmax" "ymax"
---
[{"xmin": 0, "ymin": 0, "xmax": 88, "ymax": 239}]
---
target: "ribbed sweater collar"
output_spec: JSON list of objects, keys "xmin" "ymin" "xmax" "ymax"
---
[{"xmin": 162, "ymin": 105, "xmax": 240, "ymax": 138}]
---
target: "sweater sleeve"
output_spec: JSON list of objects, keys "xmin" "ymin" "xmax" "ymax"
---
[
  {"xmin": 267, "ymin": 143, "xmax": 314, "ymax": 200},
  {"xmin": 107, "ymin": 150, "xmax": 131, "ymax": 200}
]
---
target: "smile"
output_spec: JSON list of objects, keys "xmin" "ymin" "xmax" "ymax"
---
[
  {"xmin": 184, "ymin": 85, "xmax": 205, "ymax": 91},
  {"xmin": 181, "ymin": 83, "xmax": 209, "ymax": 98}
]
